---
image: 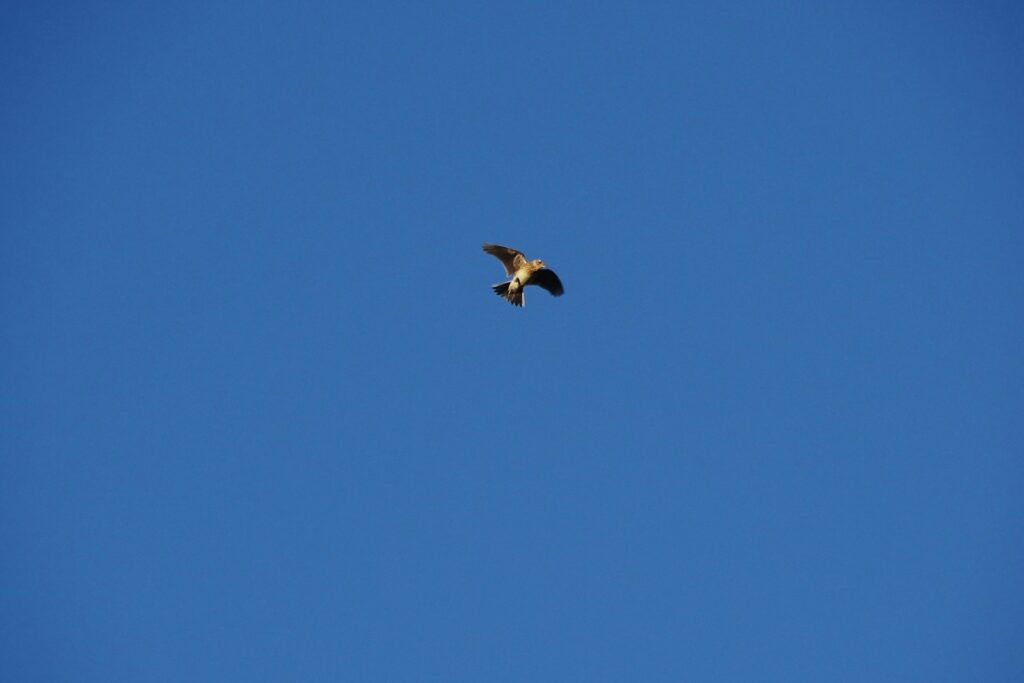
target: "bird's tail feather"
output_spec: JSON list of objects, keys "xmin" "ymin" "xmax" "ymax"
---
[{"xmin": 492, "ymin": 282, "xmax": 524, "ymax": 307}]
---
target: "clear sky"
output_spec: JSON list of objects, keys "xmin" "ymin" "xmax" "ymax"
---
[{"xmin": 2, "ymin": 2, "xmax": 1022, "ymax": 681}]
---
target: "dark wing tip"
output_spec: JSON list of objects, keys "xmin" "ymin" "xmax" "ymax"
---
[{"xmin": 533, "ymin": 268, "xmax": 564, "ymax": 296}]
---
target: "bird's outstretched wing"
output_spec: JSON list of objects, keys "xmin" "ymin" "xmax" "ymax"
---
[
  {"xmin": 529, "ymin": 268, "xmax": 564, "ymax": 296},
  {"xmin": 482, "ymin": 243, "xmax": 527, "ymax": 277}
]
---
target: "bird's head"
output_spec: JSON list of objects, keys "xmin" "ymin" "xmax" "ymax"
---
[{"xmin": 532, "ymin": 258, "xmax": 545, "ymax": 268}]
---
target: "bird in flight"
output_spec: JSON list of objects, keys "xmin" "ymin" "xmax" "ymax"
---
[{"xmin": 482, "ymin": 243, "xmax": 564, "ymax": 307}]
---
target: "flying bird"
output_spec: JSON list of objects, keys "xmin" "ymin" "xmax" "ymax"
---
[{"xmin": 482, "ymin": 243, "xmax": 564, "ymax": 307}]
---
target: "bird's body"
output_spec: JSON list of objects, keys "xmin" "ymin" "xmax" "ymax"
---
[{"xmin": 482, "ymin": 243, "xmax": 564, "ymax": 307}]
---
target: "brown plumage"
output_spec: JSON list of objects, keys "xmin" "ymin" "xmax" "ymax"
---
[{"xmin": 482, "ymin": 243, "xmax": 564, "ymax": 307}]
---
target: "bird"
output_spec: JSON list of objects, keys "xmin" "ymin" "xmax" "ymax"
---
[{"xmin": 482, "ymin": 243, "xmax": 564, "ymax": 307}]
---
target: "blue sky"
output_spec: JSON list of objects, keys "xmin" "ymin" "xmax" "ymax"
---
[{"xmin": 2, "ymin": 2, "xmax": 1022, "ymax": 680}]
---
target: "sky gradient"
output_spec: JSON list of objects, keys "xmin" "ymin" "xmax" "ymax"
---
[{"xmin": 2, "ymin": 2, "xmax": 1022, "ymax": 681}]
